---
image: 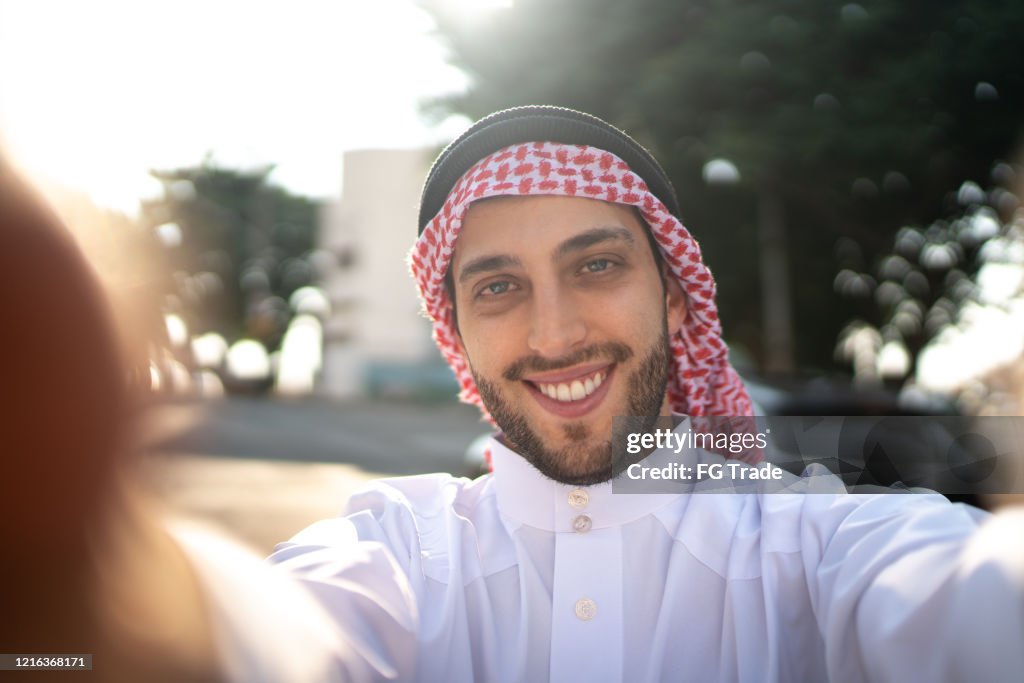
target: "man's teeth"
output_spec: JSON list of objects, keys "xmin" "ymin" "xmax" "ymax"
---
[{"xmin": 538, "ymin": 372, "xmax": 605, "ymax": 403}]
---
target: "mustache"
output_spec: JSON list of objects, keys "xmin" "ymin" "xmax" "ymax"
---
[{"xmin": 503, "ymin": 342, "xmax": 634, "ymax": 381}]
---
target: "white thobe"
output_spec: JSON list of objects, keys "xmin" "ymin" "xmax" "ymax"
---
[
  {"xmin": 270, "ymin": 436, "xmax": 1024, "ymax": 682},
  {"xmin": 172, "ymin": 520, "xmax": 417, "ymax": 682}
]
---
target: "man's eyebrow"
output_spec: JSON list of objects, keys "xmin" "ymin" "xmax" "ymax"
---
[
  {"xmin": 554, "ymin": 226, "xmax": 635, "ymax": 260},
  {"xmin": 457, "ymin": 254, "xmax": 523, "ymax": 284}
]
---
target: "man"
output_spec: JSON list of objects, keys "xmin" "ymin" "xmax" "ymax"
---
[{"xmin": 271, "ymin": 106, "xmax": 1024, "ymax": 681}]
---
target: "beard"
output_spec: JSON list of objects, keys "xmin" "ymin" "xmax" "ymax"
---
[{"xmin": 473, "ymin": 324, "xmax": 671, "ymax": 486}]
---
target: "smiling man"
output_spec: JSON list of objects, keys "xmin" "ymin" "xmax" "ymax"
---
[
  {"xmin": 271, "ymin": 107, "xmax": 1024, "ymax": 682},
  {"xmin": 452, "ymin": 194, "xmax": 684, "ymax": 485}
]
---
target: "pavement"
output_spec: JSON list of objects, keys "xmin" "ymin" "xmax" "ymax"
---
[{"xmin": 140, "ymin": 396, "xmax": 490, "ymax": 554}]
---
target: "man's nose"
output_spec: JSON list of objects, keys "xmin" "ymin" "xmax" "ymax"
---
[{"xmin": 526, "ymin": 287, "xmax": 587, "ymax": 359}]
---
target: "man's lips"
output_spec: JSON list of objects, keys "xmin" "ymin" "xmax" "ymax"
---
[
  {"xmin": 521, "ymin": 361, "xmax": 611, "ymax": 385},
  {"xmin": 523, "ymin": 364, "xmax": 615, "ymax": 418}
]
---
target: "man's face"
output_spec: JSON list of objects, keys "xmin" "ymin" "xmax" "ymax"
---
[{"xmin": 451, "ymin": 195, "xmax": 687, "ymax": 485}]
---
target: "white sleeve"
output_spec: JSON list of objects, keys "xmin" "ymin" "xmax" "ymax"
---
[
  {"xmin": 801, "ymin": 491, "xmax": 1024, "ymax": 682},
  {"xmin": 269, "ymin": 474, "xmax": 474, "ymax": 681},
  {"xmin": 268, "ymin": 514, "xmax": 420, "ymax": 681},
  {"xmin": 938, "ymin": 507, "xmax": 1024, "ymax": 681},
  {"xmin": 172, "ymin": 520, "xmax": 416, "ymax": 683}
]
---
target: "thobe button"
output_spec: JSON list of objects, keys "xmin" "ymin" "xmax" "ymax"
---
[
  {"xmin": 575, "ymin": 598, "xmax": 597, "ymax": 621},
  {"xmin": 572, "ymin": 514, "xmax": 592, "ymax": 534},
  {"xmin": 568, "ymin": 489, "xmax": 589, "ymax": 509}
]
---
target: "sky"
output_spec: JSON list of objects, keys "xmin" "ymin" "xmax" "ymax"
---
[{"xmin": 0, "ymin": 0, "xmax": 495, "ymax": 214}]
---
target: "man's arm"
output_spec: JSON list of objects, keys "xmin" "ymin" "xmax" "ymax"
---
[
  {"xmin": 799, "ymin": 490, "xmax": 1023, "ymax": 682},
  {"xmin": 269, "ymin": 516, "xmax": 420, "ymax": 679}
]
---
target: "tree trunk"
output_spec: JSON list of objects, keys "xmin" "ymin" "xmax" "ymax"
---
[{"xmin": 757, "ymin": 189, "xmax": 795, "ymax": 373}]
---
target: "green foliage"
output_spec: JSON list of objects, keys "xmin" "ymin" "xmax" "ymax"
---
[
  {"xmin": 140, "ymin": 161, "xmax": 320, "ymax": 351},
  {"xmin": 422, "ymin": 0, "xmax": 1024, "ymax": 371},
  {"xmin": 837, "ymin": 167, "xmax": 1021, "ymax": 386}
]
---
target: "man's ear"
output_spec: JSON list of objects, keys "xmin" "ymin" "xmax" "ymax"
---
[
  {"xmin": 449, "ymin": 302, "xmax": 469, "ymax": 358},
  {"xmin": 663, "ymin": 263, "xmax": 688, "ymax": 333},
  {"xmin": 454, "ymin": 324, "xmax": 467, "ymax": 357}
]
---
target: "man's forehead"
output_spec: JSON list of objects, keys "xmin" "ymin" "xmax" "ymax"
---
[{"xmin": 455, "ymin": 195, "xmax": 645, "ymax": 253}]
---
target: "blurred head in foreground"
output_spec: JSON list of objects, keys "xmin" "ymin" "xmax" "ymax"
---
[
  {"xmin": 0, "ymin": 156, "xmax": 131, "ymax": 550},
  {"xmin": 0, "ymin": 157, "xmax": 222, "ymax": 682}
]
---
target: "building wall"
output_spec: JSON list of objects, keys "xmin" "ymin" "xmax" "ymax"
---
[{"xmin": 319, "ymin": 148, "xmax": 443, "ymax": 397}]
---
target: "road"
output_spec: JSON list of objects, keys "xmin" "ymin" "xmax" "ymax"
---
[{"xmin": 141, "ymin": 396, "xmax": 490, "ymax": 553}]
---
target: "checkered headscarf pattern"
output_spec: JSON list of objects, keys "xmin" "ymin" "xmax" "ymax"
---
[{"xmin": 410, "ymin": 141, "xmax": 754, "ymax": 425}]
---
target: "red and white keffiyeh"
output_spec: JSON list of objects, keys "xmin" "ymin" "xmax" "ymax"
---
[{"xmin": 410, "ymin": 141, "xmax": 753, "ymax": 425}]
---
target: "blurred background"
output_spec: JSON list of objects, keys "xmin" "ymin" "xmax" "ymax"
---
[{"xmin": 2, "ymin": 0, "xmax": 1023, "ymax": 551}]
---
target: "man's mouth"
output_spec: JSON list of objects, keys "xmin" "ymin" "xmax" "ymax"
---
[
  {"xmin": 534, "ymin": 369, "xmax": 607, "ymax": 402},
  {"xmin": 522, "ymin": 363, "xmax": 615, "ymax": 417}
]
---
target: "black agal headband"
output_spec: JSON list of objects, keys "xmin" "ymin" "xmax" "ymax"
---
[{"xmin": 418, "ymin": 105, "xmax": 681, "ymax": 235}]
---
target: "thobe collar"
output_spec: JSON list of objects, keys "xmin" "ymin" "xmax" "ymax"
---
[{"xmin": 490, "ymin": 418, "xmax": 691, "ymax": 533}]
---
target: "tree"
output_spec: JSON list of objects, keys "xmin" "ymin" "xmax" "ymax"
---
[
  {"xmin": 836, "ymin": 163, "xmax": 1023, "ymax": 396},
  {"xmin": 421, "ymin": 0, "xmax": 1024, "ymax": 373},
  {"xmin": 139, "ymin": 161, "xmax": 320, "ymax": 354}
]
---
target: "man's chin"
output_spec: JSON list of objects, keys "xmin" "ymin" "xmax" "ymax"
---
[
  {"xmin": 508, "ymin": 430, "xmax": 615, "ymax": 486},
  {"xmin": 477, "ymin": 375, "xmax": 630, "ymax": 485}
]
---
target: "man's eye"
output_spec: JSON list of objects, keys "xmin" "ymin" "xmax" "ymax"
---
[
  {"xmin": 583, "ymin": 258, "xmax": 612, "ymax": 273},
  {"xmin": 478, "ymin": 281, "xmax": 512, "ymax": 297}
]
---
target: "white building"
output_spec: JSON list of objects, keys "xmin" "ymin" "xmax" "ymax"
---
[{"xmin": 319, "ymin": 148, "xmax": 452, "ymax": 398}]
